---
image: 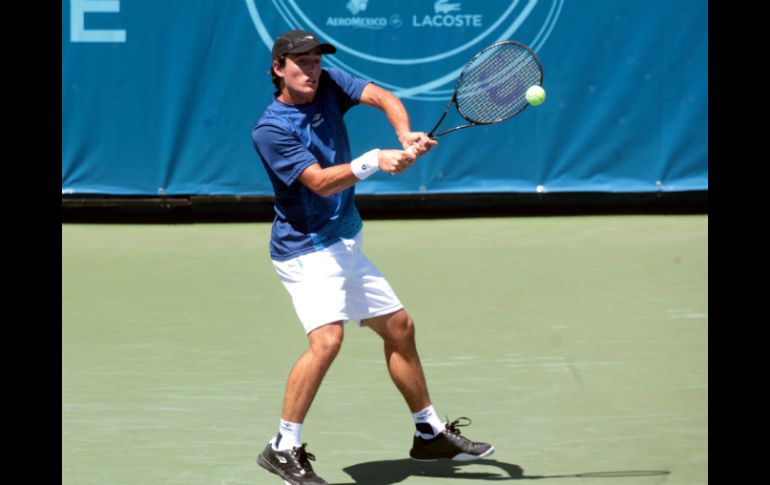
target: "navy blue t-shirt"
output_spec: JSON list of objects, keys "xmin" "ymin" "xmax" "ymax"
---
[{"xmin": 252, "ymin": 68, "xmax": 370, "ymax": 261}]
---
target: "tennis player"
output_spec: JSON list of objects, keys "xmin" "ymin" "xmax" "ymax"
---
[{"xmin": 251, "ymin": 30, "xmax": 494, "ymax": 485}]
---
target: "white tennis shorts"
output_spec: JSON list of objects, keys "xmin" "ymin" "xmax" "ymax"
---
[{"xmin": 272, "ymin": 231, "xmax": 403, "ymax": 334}]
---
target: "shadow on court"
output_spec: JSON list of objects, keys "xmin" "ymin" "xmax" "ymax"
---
[{"xmin": 329, "ymin": 458, "xmax": 671, "ymax": 484}]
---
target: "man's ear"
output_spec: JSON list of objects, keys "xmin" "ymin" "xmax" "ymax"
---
[{"xmin": 272, "ymin": 59, "xmax": 285, "ymax": 78}]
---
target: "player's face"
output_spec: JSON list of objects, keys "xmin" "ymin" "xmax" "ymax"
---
[{"xmin": 275, "ymin": 48, "xmax": 323, "ymax": 104}]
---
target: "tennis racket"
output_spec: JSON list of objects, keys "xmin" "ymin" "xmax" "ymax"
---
[{"xmin": 408, "ymin": 40, "xmax": 543, "ymax": 151}]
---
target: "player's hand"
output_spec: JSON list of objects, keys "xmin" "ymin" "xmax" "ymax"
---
[
  {"xmin": 377, "ymin": 149, "xmax": 417, "ymax": 175},
  {"xmin": 399, "ymin": 131, "xmax": 438, "ymax": 158}
]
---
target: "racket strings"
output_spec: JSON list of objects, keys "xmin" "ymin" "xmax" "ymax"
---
[{"xmin": 456, "ymin": 44, "xmax": 542, "ymax": 124}]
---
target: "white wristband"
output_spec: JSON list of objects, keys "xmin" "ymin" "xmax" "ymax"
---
[{"xmin": 350, "ymin": 149, "xmax": 380, "ymax": 180}]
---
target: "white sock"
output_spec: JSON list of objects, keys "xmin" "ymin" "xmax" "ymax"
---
[
  {"xmin": 272, "ymin": 419, "xmax": 302, "ymax": 451},
  {"xmin": 412, "ymin": 405, "xmax": 445, "ymax": 439}
]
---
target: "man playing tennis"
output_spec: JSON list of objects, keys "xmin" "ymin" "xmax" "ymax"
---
[{"xmin": 251, "ymin": 30, "xmax": 494, "ymax": 485}]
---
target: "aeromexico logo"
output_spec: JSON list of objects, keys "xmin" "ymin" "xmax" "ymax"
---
[
  {"xmin": 330, "ymin": 0, "xmax": 398, "ymax": 30},
  {"xmin": 244, "ymin": 0, "xmax": 562, "ymax": 100},
  {"xmin": 326, "ymin": 0, "xmax": 481, "ymax": 29}
]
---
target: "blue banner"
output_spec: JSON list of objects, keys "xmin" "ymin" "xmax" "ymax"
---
[{"xmin": 62, "ymin": 0, "xmax": 708, "ymax": 196}]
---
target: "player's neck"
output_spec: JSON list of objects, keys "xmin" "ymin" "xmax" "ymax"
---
[{"xmin": 277, "ymin": 88, "xmax": 316, "ymax": 106}]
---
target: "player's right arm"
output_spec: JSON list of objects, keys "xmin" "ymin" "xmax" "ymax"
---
[
  {"xmin": 254, "ymin": 122, "xmax": 416, "ymax": 199},
  {"xmin": 298, "ymin": 149, "xmax": 415, "ymax": 198}
]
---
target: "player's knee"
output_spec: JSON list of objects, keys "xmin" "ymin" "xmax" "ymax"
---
[
  {"xmin": 387, "ymin": 312, "xmax": 415, "ymax": 345},
  {"xmin": 310, "ymin": 323, "xmax": 344, "ymax": 359}
]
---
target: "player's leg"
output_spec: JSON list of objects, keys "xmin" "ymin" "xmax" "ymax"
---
[
  {"xmin": 353, "ymin": 231, "xmax": 497, "ymax": 461},
  {"xmin": 362, "ymin": 309, "xmax": 495, "ymax": 462},
  {"xmin": 267, "ymin": 245, "xmax": 351, "ymax": 448},
  {"xmin": 257, "ymin": 322, "xmax": 342, "ymax": 485},
  {"xmin": 282, "ymin": 322, "xmax": 344, "ymax": 425},
  {"xmin": 259, "ymin": 244, "xmax": 351, "ymax": 485},
  {"xmin": 362, "ymin": 310, "xmax": 430, "ymax": 413}
]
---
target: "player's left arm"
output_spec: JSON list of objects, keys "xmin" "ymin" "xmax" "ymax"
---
[{"xmin": 359, "ymin": 83, "xmax": 437, "ymax": 157}]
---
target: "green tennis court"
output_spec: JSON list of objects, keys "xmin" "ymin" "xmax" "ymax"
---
[{"xmin": 62, "ymin": 215, "xmax": 707, "ymax": 484}]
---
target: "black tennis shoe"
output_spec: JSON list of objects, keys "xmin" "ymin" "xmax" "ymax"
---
[
  {"xmin": 257, "ymin": 442, "xmax": 327, "ymax": 485},
  {"xmin": 409, "ymin": 417, "xmax": 495, "ymax": 461}
]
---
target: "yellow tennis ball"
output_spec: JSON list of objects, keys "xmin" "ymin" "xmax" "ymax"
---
[{"xmin": 525, "ymin": 85, "xmax": 546, "ymax": 106}]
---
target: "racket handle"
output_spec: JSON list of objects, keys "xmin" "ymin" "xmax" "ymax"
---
[{"xmin": 406, "ymin": 144, "xmax": 416, "ymax": 154}]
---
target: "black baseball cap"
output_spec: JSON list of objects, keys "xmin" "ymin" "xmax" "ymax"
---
[{"xmin": 271, "ymin": 30, "xmax": 336, "ymax": 60}]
